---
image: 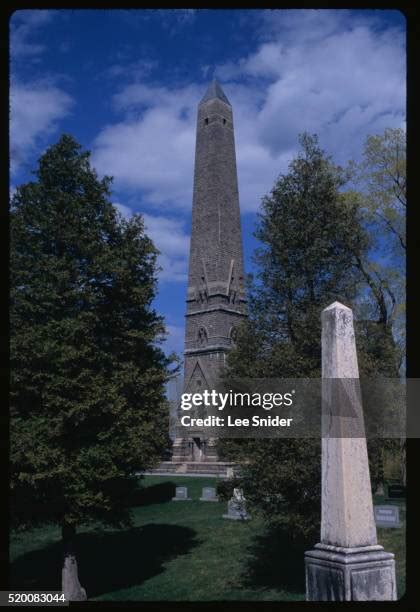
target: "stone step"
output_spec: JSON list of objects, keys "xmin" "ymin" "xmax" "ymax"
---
[{"xmin": 146, "ymin": 461, "xmax": 237, "ymax": 477}]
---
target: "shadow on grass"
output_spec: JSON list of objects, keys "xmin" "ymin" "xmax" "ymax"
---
[
  {"xmin": 131, "ymin": 482, "xmax": 176, "ymax": 506},
  {"xmin": 11, "ymin": 523, "xmax": 198, "ymax": 598},
  {"xmin": 242, "ymin": 525, "xmax": 308, "ymax": 594}
]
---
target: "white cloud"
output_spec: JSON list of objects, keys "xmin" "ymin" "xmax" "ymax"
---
[
  {"xmin": 152, "ymin": 9, "xmax": 196, "ymax": 34},
  {"xmin": 102, "ymin": 59, "xmax": 158, "ymax": 82},
  {"xmin": 93, "ymin": 84, "xmax": 198, "ymax": 210},
  {"xmin": 116, "ymin": 8, "xmax": 196, "ymax": 33},
  {"xmin": 112, "ymin": 203, "xmax": 190, "ymax": 283},
  {"xmin": 10, "ymin": 79, "xmax": 74, "ymax": 174},
  {"xmin": 9, "ymin": 184, "xmax": 17, "ymax": 201},
  {"xmin": 164, "ymin": 324, "xmax": 185, "ymax": 356},
  {"xmin": 93, "ymin": 80, "xmax": 281, "ymax": 213},
  {"xmin": 243, "ymin": 23, "xmax": 405, "ymax": 163},
  {"xmin": 113, "ymin": 202, "xmax": 133, "ymax": 219},
  {"xmin": 10, "ymin": 11, "xmax": 74, "ymax": 175},
  {"xmin": 143, "ymin": 213, "xmax": 189, "ymax": 283},
  {"xmin": 10, "ymin": 10, "xmax": 55, "ymax": 60},
  {"xmin": 92, "ymin": 10, "xmax": 405, "ymax": 216},
  {"xmin": 256, "ymin": 9, "xmax": 397, "ymax": 44}
]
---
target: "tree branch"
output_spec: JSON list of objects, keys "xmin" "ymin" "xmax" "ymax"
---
[{"xmin": 374, "ymin": 211, "xmax": 406, "ymax": 251}]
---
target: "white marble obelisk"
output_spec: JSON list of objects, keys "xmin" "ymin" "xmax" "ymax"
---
[
  {"xmin": 305, "ymin": 302, "xmax": 396, "ymax": 601},
  {"xmin": 321, "ymin": 302, "xmax": 377, "ymax": 548}
]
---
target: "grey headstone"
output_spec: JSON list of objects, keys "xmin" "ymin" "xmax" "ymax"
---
[
  {"xmin": 200, "ymin": 487, "xmax": 219, "ymax": 501},
  {"xmin": 374, "ymin": 505, "xmax": 400, "ymax": 528},
  {"xmin": 172, "ymin": 486, "xmax": 191, "ymax": 501},
  {"xmin": 223, "ymin": 488, "xmax": 249, "ymax": 520}
]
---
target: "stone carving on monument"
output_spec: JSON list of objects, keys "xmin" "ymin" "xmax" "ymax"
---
[
  {"xmin": 171, "ymin": 79, "xmax": 247, "ymax": 471},
  {"xmin": 198, "ymin": 275, "xmax": 208, "ymax": 304}
]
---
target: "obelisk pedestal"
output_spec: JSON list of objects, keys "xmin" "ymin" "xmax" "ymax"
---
[{"xmin": 305, "ymin": 302, "xmax": 396, "ymax": 601}]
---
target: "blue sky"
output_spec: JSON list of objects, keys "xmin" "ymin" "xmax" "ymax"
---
[{"xmin": 10, "ymin": 9, "xmax": 406, "ymax": 360}]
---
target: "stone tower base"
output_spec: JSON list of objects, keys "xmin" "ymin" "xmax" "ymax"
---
[
  {"xmin": 172, "ymin": 436, "xmax": 218, "ymax": 463},
  {"xmin": 305, "ymin": 543, "xmax": 396, "ymax": 601}
]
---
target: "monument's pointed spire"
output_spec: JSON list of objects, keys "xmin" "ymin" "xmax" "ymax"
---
[{"xmin": 200, "ymin": 78, "xmax": 231, "ymax": 106}]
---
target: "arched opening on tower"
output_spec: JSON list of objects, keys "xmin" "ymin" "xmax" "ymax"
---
[{"xmin": 197, "ymin": 326, "xmax": 208, "ymax": 346}]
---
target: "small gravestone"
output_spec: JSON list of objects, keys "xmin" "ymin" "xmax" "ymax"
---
[
  {"xmin": 172, "ymin": 486, "xmax": 191, "ymax": 501},
  {"xmin": 374, "ymin": 505, "xmax": 401, "ymax": 528},
  {"xmin": 223, "ymin": 488, "xmax": 249, "ymax": 520},
  {"xmin": 200, "ymin": 487, "xmax": 219, "ymax": 502},
  {"xmin": 388, "ymin": 484, "xmax": 405, "ymax": 499}
]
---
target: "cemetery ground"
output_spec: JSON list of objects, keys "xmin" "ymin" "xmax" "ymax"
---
[{"xmin": 10, "ymin": 476, "xmax": 406, "ymax": 601}]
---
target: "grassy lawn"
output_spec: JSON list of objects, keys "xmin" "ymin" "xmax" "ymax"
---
[{"xmin": 10, "ymin": 476, "xmax": 405, "ymax": 601}]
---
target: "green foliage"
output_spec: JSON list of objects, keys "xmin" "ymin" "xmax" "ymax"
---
[
  {"xmin": 219, "ymin": 133, "xmax": 402, "ymax": 538},
  {"xmin": 355, "ymin": 320, "xmax": 400, "ymax": 377},
  {"xmin": 349, "ymin": 128, "xmax": 406, "ymax": 373},
  {"xmin": 349, "ymin": 129, "xmax": 406, "ymax": 482},
  {"xmin": 219, "ymin": 438, "xmax": 321, "ymax": 540},
  {"xmin": 10, "ymin": 134, "xmax": 173, "ymax": 532},
  {"xmin": 235, "ymin": 133, "xmax": 368, "ymax": 379},
  {"xmin": 359, "ymin": 127, "xmax": 406, "ymax": 252}
]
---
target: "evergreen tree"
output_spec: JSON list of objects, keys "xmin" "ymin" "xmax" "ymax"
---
[
  {"xmin": 10, "ymin": 135, "xmax": 173, "ymax": 599},
  {"xmin": 229, "ymin": 133, "xmax": 367, "ymax": 379}
]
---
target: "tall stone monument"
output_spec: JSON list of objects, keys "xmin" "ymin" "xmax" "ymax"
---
[
  {"xmin": 305, "ymin": 302, "xmax": 396, "ymax": 601},
  {"xmin": 172, "ymin": 79, "xmax": 247, "ymax": 464}
]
